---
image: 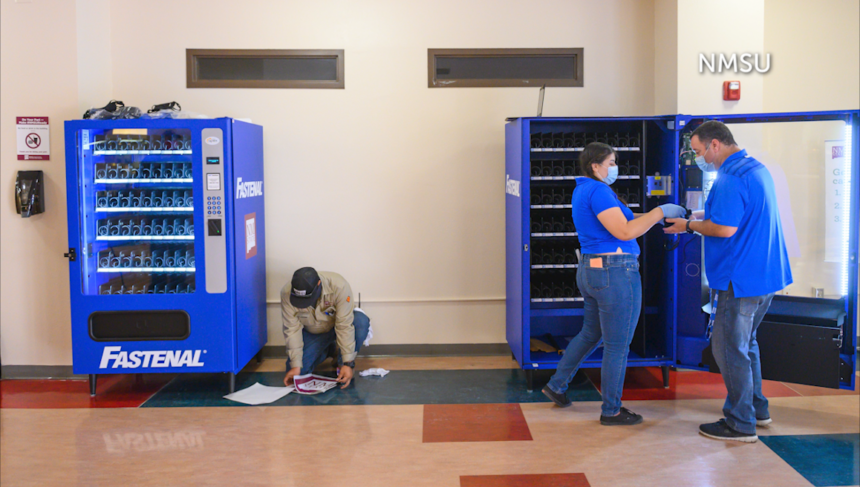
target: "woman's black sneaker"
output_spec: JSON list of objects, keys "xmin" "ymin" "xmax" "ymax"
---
[
  {"xmin": 600, "ymin": 407, "xmax": 643, "ymax": 426},
  {"xmin": 699, "ymin": 419, "xmax": 758, "ymax": 443},
  {"xmin": 541, "ymin": 386, "xmax": 572, "ymax": 408}
]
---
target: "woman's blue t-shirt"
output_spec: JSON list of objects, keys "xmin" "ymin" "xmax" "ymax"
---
[{"xmin": 572, "ymin": 177, "xmax": 640, "ymax": 255}]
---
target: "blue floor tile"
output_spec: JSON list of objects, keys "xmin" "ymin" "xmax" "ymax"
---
[
  {"xmin": 760, "ymin": 433, "xmax": 860, "ymax": 487},
  {"xmin": 141, "ymin": 369, "xmax": 601, "ymax": 408}
]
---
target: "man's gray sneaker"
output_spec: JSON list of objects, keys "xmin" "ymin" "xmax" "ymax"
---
[{"xmin": 699, "ymin": 419, "xmax": 758, "ymax": 443}]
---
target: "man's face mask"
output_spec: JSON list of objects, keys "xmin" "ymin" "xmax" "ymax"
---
[{"xmin": 695, "ymin": 142, "xmax": 718, "ymax": 173}]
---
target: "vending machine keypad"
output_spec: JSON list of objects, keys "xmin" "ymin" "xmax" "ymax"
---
[{"xmin": 202, "ymin": 128, "xmax": 227, "ymax": 293}]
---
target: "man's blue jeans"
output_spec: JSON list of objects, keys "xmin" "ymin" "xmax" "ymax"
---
[
  {"xmin": 710, "ymin": 283, "xmax": 774, "ymax": 434},
  {"xmin": 547, "ymin": 254, "xmax": 641, "ymax": 417},
  {"xmin": 287, "ymin": 310, "xmax": 371, "ymax": 375}
]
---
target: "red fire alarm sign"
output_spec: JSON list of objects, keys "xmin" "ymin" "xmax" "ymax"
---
[{"xmin": 723, "ymin": 81, "xmax": 741, "ymax": 101}]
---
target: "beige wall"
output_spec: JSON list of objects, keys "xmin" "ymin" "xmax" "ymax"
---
[
  {"xmin": 677, "ymin": 0, "xmax": 765, "ymax": 115},
  {"xmin": 761, "ymin": 0, "xmax": 859, "ymax": 306},
  {"xmin": 75, "ymin": 0, "xmax": 112, "ymax": 114},
  {"xmin": 107, "ymin": 0, "xmax": 657, "ymax": 348},
  {"xmin": 1, "ymin": 0, "xmax": 857, "ymax": 367},
  {"xmin": 764, "ymin": 0, "xmax": 860, "ymax": 112},
  {"xmin": 0, "ymin": 0, "xmax": 79, "ymax": 365},
  {"xmin": 2, "ymin": 0, "xmax": 657, "ymax": 365},
  {"xmin": 654, "ymin": 0, "xmax": 678, "ymax": 115}
]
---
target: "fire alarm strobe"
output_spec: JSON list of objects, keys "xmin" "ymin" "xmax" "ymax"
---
[{"xmin": 723, "ymin": 80, "xmax": 741, "ymax": 101}]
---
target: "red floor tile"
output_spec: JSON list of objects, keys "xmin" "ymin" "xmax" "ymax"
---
[
  {"xmin": 423, "ymin": 403, "xmax": 533, "ymax": 443},
  {"xmin": 584, "ymin": 367, "xmax": 801, "ymax": 401},
  {"xmin": 0, "ymin": 374, "xmax": 175, "ymax": 409},
  {"xmin": 461, "ymin": 473, "xmax": 590, "ymax": 487}
]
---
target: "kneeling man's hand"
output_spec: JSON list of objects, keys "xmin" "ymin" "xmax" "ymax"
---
[
  {"xmin": 284, "ymin": 367, "xmax": 301, "ymax": 386},
  {"xmin": 337, "ymin": 365, "xmax": 354, "ymax": 389}
]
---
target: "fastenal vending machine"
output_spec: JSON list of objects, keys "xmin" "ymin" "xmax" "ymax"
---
[
  {"xmin": 63, "ymin": 118, "xmax": 267, "ymax": 395},
  {"xmin": 506, "ymin": 110, "xmax": 859, "ymax": 392}
]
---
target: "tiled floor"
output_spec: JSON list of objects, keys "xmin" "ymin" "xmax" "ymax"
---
[
  {"xmin": 760, "ymin": 434, "xmax": 860, "ymax": 487},
  {"xmin": 460, "ymin": 473, "xmax": 591, "ymax": 487},
  {"xmin": 423, "ymin": 404, "xmax": 533, "ymax": 443},
  {"xmin": 1, "ymin": 358, "xmax": 858, "ymax": 487},
  {"xmin": 584, "ymin": 366, "xmax": 803, "ymax": 401},
  {"xmin": 0, "ymin": 373, "xmax": 175, "ymax": 409}
]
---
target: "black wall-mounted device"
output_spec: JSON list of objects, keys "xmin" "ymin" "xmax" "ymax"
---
[{"xmin": 16, "ymin": 170, "xmax": 45, "ymax": 218}]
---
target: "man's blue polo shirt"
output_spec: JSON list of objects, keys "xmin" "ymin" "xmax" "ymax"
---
[{"xmin": 703, "ymin": 149, "xmax": 793, "ymax": 298}]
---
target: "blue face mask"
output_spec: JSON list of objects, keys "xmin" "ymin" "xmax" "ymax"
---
[
  {"xmin": 695, "ymin": 144, "xmax": 717, "ymax": 172},
  {"xmin": 603, "ymin": 165, "xmax": 618, "ymax": 185}
]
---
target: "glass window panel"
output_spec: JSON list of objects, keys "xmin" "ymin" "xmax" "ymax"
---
[
  {"xmin": 196, "ymin": 57, "xmax": 338, "ymax": 81},
  {"xmin": 77, "ymin": 128, "xmax": 196, "ymax": 295},
  {"xmin": 435, "ymin": 56, "xmax": 575, "ymax": 80},
  {"xmin": 724, "ymin": 120, "xmax": 850, "ymax": 298},
  {"xmin": 429, "ymin": 49, "xmax": 583, "ymax": 87},
  {"xmin": 187, "ymin": 49, "xmax": 344, "ymax": 88}
]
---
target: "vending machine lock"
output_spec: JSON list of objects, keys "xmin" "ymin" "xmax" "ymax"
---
[{"xmin": 64, "ymin": 248, "xmax": 77, "ymax": 262}]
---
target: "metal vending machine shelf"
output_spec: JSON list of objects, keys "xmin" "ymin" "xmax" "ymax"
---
[
  {"xmin": 64, "ymin": 118, "xmax": 267, "ymax": 395},
  {"xmin": 505, "ymin": 112, "xmax": 858, "ymax": 392}
]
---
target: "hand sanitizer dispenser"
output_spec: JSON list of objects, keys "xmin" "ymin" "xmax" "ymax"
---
[{"xmin": 16, "ymin": 170, "xmax": 45, "ymax": 218}]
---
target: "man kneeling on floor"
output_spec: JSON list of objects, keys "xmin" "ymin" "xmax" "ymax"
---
[{"xmin": 282, "ymin": 267, "xmax": 370, "ymax": 389}]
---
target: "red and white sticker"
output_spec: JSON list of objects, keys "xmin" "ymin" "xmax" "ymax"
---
[
  {"xmin": 245, "ymin": 212, "xmax": 257, "ymax": 259},
  {"xmin": 16, "ymin": 117, "xmax": 50, "ymax": 160},
  {"xmin": 293, "ymin": 374, "xmax": 338, "ymax": 394}
]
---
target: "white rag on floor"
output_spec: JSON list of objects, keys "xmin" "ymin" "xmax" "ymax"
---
[
  {"xmin": 355, "ymin": 307, "xmax": 374, "ymax": 347},
  {"xmin": 359, "ymin": 368, "xmax": 389, "ymax": 378}
]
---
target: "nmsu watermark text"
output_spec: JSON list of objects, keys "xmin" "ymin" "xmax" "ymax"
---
[{"xmin": 699, "ymin": 53, "xmax": 771, "ymax": 73}]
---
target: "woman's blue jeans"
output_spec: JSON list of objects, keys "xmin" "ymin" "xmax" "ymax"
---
[{"xmin": 546, "ymin": 253, "xmax": 641, "ymax": 416}]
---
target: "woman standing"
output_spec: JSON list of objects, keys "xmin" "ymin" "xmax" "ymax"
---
[{"xmin": 541, "ymin": 142, "xmax": 685, "ymax": 425}]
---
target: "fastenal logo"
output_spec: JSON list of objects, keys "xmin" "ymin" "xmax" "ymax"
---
[
  {"xmin": 699, "ymin": 53, "xmax": 771, "ymax": 73},
  {"xmin": 236, "ymin": 177, "xmax": 263, "ymax": 199},
  {"xmin": 100, "ymin": 346, "xmax": 205, "ymax": 369},
  {"xmin": 505, "ymin": 174, "xmax": 521, "ymax": 197},
  {"xmin": 104, "ymin": 430, "xmax": 206, "ymax": 454}
]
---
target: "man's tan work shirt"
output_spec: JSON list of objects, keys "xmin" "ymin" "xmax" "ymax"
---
[{"xmin": 280, "ymin": 271, "xmax": 356, "ymax": 370}]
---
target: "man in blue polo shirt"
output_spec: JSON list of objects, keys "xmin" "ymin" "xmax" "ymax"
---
[{"xmin": 664, "ymin": 121, "xmax": 792, "ymax": 443}]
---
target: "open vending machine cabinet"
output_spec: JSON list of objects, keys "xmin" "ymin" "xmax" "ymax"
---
[{"xmin": 505, "ymin": 110, "xmax": 859, "ymax": 391}]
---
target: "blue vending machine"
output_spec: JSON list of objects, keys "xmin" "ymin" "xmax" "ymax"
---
[
  {"xmin": 63, "ymin": 118, "xmax": 267, "ymax": 395},
  {"xmin": 506, "ymin": 111, "xmax": 859, "ymax": 392}
]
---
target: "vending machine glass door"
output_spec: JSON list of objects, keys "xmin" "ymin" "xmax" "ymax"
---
[
  {"xmin": 674, "ymin": 111, "xmax": 859, "ymax": 390},
  {"xmin": 74, "ymin": 128, "xmax": 197, "ymax": 296}
]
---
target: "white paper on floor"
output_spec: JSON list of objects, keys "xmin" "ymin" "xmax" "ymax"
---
[
  {"xmin": 293, "ymin": 374, "xmax": 339, "ymax": 394},
  {"xmin": 358, "ymin": 368, "xmax": 389, "ymax": 378},
  {"xmin": 223, "ymin": 382, "xmax": 295, "ymax": 405}
]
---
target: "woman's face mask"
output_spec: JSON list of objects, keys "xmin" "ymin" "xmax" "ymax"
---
[
  {"xmin": 695, "ymin": 142, "xmax": 717, "ymax": 172},
  {"xmin": 594, "ymin": 158, "xmax": 618, "ymax": 185},
  {"xmin": 603, "ymin": 165, "xmax": 618, "ymax": 185}
]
